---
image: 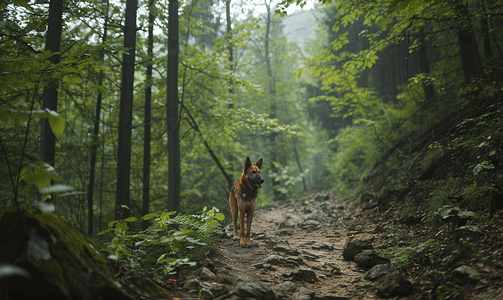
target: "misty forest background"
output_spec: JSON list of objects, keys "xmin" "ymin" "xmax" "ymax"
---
[{"xmin": 2, "ymin": 0, "xmax": 503, "ymax": 237}]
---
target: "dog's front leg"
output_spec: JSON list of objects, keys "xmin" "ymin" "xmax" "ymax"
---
[
  {"xmin": 239, "ymin": 208, "xmax": 247, "ymax": 246},
  {"xmin": 244, "ymin": 206, "xmax": 255, "ymax": 247},
  {"xmin": 229, "ymin": 193, "xmax": 239, "ymax": 239}
]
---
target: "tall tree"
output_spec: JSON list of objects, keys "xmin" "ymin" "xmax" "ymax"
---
[
  {"xmin": 263, "ymin": 0, "xmax": 282, "ymax": 200},
  {"xmin": 143, "ymin": 0, "xmax": 155, "ymax": 230},
  {"xmin": 87, "ymin": 0, "xmax": 109, "ymax": 235},
  {"xmin": 115, "ymin": 0, "xmax": 138, "ymax": 217},
  {"xmin": 40, "ymin": 0, "xmax": 63, "ymax": 187},
  {"xmin": 167, "ymin": 0, "xmax": 181, "ymax": 213},
  {"xmin": 226, "ymin": 0, "xmax": 234, "ymax": 102}
]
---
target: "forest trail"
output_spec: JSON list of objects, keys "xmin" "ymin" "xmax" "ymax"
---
[{"xmin": 213, "ymin": 191, "xmax": 380, "ymax": 299}]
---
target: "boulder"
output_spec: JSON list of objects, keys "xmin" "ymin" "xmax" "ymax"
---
[
  {"xmin": 375, "ymin": 271, "xmax": 413, "ymax": 298},
  {"xmin": 454, "ymin": 226, "xmax": 483, "ymax": 242},
  {"xmin": 365, "ymin": 264, "xmax": 396, "ymax": 281},
  {"xmin": 354, "ymin": 250, "xmax": 390, "ymax": 269},
  {"xmin": 342, "ymin": 239, "xmax": 373, "ymax": 261},
  {"xmin": 452, "ymin": 265, "xmax": 481, "ymax": 284},
  {"xmin": 0, "ymin": 203, "xmax": 134, "ymax": 300},
  {"xmin": 234, "ymin": 281, "xmax": 277, "ymax": 300}
]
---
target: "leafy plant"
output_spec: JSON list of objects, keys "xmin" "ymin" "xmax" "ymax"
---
[
  {"xmin": 470, "ymin": 161, "xmax": 495, "ymax": 176},
  {"xmin": 98, "ymin": 207, "xmax": 224, "ymax": 280}
]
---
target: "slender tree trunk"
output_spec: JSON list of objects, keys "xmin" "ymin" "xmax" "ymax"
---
[
  {"xmin": 87, "ymin": 0, "xmax": 108, "ymax": 236},
  {"xmin": 455, "ymin": 2, "xmax": 480, "ymax": 85},
  {"xmin": 167, "ymin": 0, "xmax": 181, "ymax": 213},
  {"xmin": 115, "ymin": 0, "xmax": 137, "ymax": 217},
  {"xmin": 292, "ymin": 137, "xmax": 307, "ymax": 191},
  {"xmin": 418, "ymin": 28, "xmax": 435, "ymax": 102},
  {"xmin": 40, "ymin": 0, "xmax": 63, "ymax": 198},
  {"xmin": 226, "ymin": 0, "xmax": 234, "ymax": 107},
  {"xmin": 143, "ymin": 0, "xmax": 155, "ymax": 230},
  {"xmin": 264, "ymin": 0, "xmax": 281, "ymax": 200}
]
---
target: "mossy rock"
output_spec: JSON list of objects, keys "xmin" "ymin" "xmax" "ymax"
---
[{"xmin": 0, "ymin": 203, "xmax": 134, "ymax": 300}]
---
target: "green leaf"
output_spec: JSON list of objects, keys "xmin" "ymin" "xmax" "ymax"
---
[
  {"xmin": 18, "ymin": 160, "xmax": 64, "ymax": 192},
  {"xmin": 141, "ymin": 213, "xmax": 158, "ymax": 220},
  {"xmin": 2, "ymin": 109, "xmax": 65, "ymax": 138},
  {"xmin": 214, "ymin": 212, "xmax": 225, "ymax": 222},
  {"xmin": 0, "ymin": 264, "xmax": 30, "ymax": 279},
  {"xmin": 157, "ymin": 254, "xmax": 172, "ymax": 264},
  {"xmin": 124, "ymin": 217, "xmax": 138, "ymax": 222},
  {"xmin": 48, "ymin": 113, "xmax": 64, "ymax": 138},
  {"xmin": 38, "ymin": 184, "xmax": 75, "ymax": 195},
  {"xmin": 107, "ymin": 220, "xmax": 119, "ymax": 228},
  {"xmin": 12, "ymin": 0, "xmax": 30, "ymax": 9}
]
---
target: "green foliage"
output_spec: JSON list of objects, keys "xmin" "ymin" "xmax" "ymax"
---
[
  {"xmin": 98, "ymin": 207, "xmax": 224, "ymax": 280},
  {"xmin": 268, "ymin": 162, "xmax": 308, "ymax": 197},
  {"xmin": 386, "ymin": 237, "xmax": 447, "ymax": 271}
]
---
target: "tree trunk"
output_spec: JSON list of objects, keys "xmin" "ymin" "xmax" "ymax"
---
[
  {"xmin": 226, "ymin": 0, "xmax": 234, "ymax": 108},
  {"xmin": 167, "ymin": 0, "xmax": 181, "ymax": 213},
  {"xmin": 143, "ymin": 0, "xmax": 155, "ymax": 230},
  {"xmin": 455, "ymin": 2, "xmax": 480, "ymax": 85},
  {"xmin": 418, "ymin": 28, "xmax": 435, "ymax": 102},
  {"xmin": 40, "ymin": 0, "xmax": 63, "ymax": 201},
  {"xmin": 87, "ymin": 0, "xmax": 108, "ymax": 235},
  {"xmin": 115, "ymin": 0, "xmax": 137, "ymax": 217},
  {"xmin": 264, "ymin": 0, "xmax": 282, "ymax": 201}
]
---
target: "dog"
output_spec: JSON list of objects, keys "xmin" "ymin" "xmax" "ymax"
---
[{"xmin": 229, "ymin": 157, "xmax": 265, "ymax": 247}]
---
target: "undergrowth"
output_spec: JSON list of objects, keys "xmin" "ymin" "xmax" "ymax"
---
[{"xmin": 98, "ymin": 206, "xmax": 225, "ymax": 282}]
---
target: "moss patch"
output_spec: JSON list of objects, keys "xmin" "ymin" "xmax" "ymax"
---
[{"xmin": 0, "ymin": 203, "xmax": 134, "ymax": 300}]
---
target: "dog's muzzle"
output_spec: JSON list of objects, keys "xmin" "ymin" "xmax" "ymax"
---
[{"xmin": 251, "ymin": 177, "xmax": 265, "ymax": 189}]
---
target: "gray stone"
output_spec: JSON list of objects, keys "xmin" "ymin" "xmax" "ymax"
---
[
  {"xmin": 453, "ymin": 265, "xmax": 481, "ymax": 284},
  {"xmin": 273, "ymin": 281, "xmax": 297, "ymax": 299},
  {"xmin": 286, "ymin": 268, "xmax": 318, "ymax": 283},
  {"xmin": 273, "ymin": 244, "xmax": 300, "ymax": 256},
  {"xmin": 454, "ymin": 226, "xmax": 483, "ymax": 242},
  {"xmin": 234, "ymin": 282, "xmax": 277, "ymax": 300},
  {"xmin": 375, "ymin": 271, "xmax": 413, "ymax": 298},
  {"xmin": 209, "ymin": 284, "xmax": 231, "ymax": 298},
  {"xmin": 264, "ymin": 255, "xmax": 300, "ymax": 267},
  {"xmin": 293, "ymin": 287, "xmax": 315, "ymax": 300},
  {"xmin": 299, "ymin": 219, "xmax": 321, "ymax": 230},
  {"xmin": 364, "ymin": 263, "xmax": 396, "ymax": 281},
  {"xmin": 354, "ymin": 250, "xmax": 390, "ymax": 269},
  {"xmin": 342, "ymin": 239, "xmax": 373, "ymax": 261},
  {"xmin": 200, "ymin": 267, "xmax": 216, "ymax": 280},
  {"xmin": 311, "ymin": 242, "xmax": 335, "ymax": 251}
]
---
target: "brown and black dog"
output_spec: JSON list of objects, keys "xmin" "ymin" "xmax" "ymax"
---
[{"xmin": 229, "ymin": 157, "xmax": 265, "ymax": 247}]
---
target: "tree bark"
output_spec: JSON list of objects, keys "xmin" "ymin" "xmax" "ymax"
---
[
  {"xmin": 226, "ymin": 0, "xmax": 234, "ymax": 108},
  {"xmin": 455, "ymin": 2, "xmax": 480, "ymax": 85},
  {"xmin": 143, "ymin": 0, "xmax": 155, "ymax": 230},
  {"xmin": 115, "ymin": 0, "xmax": 137, "ymax": 217},
  {"xmin": 418, "ymin": 28, "xmax": 435, "ymax": 102},
  {"xmin": 167, "ymin": 0, "xmax": 181, "ymax": 213},
  {"xmin": 40, "ymin": 0, "xmax": 63, "ymax": 197},
  {"xmin": 87, "ymin": 0, "xmax": 108, "ymax": 235}
]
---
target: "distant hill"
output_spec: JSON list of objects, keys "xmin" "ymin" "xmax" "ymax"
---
[{"xmin": 281, "ymin": 9, "xmax": 318, "ymax": 54}]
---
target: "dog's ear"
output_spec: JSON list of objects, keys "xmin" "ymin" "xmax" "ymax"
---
[
  {"xmin": 244, "ymin": 157, "xmax": 252, "ymax": 171},
  {"xmin": 255, "ymin": 158, "xmax": 263, "ymax": 170}
]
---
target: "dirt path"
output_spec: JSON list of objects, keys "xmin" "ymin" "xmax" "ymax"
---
[{"xmin": 213, "ymin": 191, "xmax": 382, "ymax": 299}]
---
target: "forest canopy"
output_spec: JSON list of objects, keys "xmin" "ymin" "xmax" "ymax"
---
[{"xmin": 1, "ymin": 0, "xmax": 502, "ymax": 235}]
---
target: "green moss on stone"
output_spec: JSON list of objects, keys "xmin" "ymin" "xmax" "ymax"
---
[{"xmin": 0, "ymin": 203, "xmax": 134, "ymax": 300}]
